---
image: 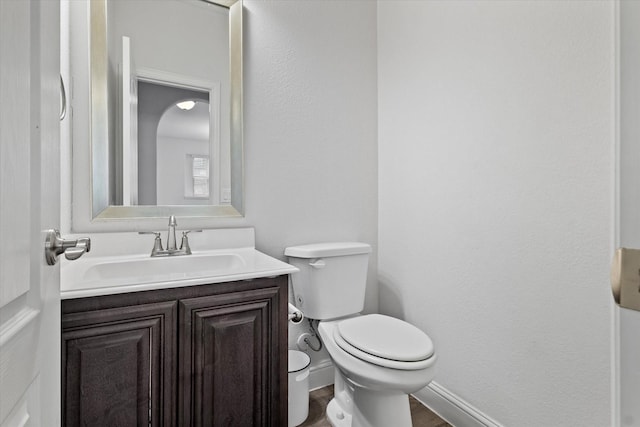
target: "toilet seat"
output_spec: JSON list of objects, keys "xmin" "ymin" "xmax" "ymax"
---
[{"xmin": 333, "ymin": 314, "xmax": 435, "ymax": 371}]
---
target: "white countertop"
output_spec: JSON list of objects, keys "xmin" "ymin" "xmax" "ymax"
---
[{"xmin": 60, "ymin": 228, "xmax": 298, "ymax": 299}]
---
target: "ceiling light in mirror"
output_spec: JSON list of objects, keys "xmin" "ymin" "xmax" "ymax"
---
[{"xmin": 176, "ymin": 100, "xmax": 196, "ymax": 111}]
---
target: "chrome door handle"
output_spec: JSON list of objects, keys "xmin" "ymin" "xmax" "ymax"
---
[{"xmin": 44, "ymin": 229, "xmax": 91, "ymax": 265}]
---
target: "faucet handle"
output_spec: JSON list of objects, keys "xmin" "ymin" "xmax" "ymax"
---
[
  {"xmin": 179, "ymin": 230, "xmax": 202, "ymax": 255},
  {"xmin": 181, "ymin": 229, "xmax": 203, "ymax": 235},
  {"xmin": 139, "ymin": 231, "xmax": 164, "ymax": 253},
  {"xmin": 138, "ymin": 231, "xmax": 162, "ymax": 237}
]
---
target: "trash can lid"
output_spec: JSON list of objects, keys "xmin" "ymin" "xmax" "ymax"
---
[{"xmin": 288, "ymin": 350, "xmax": 310, "ymax": 373}]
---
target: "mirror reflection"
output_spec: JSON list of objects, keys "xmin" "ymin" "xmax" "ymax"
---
[
  {"xmin": 134, "ymin": 81, "xmax": 230, "ymax": 207},
  {"xmin": 85, "ymin": 0, "xmax": 243, "ymax": 223}
]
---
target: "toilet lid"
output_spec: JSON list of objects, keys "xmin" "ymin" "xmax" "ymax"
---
[{"xmin": 336, "ymin": 314, "xmax": 434, "ymax": 362}]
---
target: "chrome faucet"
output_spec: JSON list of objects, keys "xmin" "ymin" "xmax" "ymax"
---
[
  {"xmin": 167, "ymin": 215, "xmax": 178, "ymax": 251},
  {"xmin": 139, "ymin": 216, "xmax": 202, "ymax": 257}
]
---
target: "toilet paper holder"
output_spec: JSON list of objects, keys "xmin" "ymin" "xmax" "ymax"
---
[{"xmin": 288, "ymin": 303, "xmax": 304, "ymax": 324}]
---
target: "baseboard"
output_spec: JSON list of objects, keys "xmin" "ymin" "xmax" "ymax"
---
[
  {"xmin": 412, "ymin": 382, "xmax": 503, "ymax": 427},
  {"xmin": 309, "ymin": 359, "xmax": 335, "ymax": 391}
]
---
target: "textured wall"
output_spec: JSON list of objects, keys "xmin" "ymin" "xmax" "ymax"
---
[
  {"xmin": 242, "ymin": 0, "xmax": 378, "ymax": 369},
  {"xmin": 378, "ymin": 1, "xmax": 614, "ymax": 425},
  {"xmin": 242, "ymin": 0, "xmax": 377, "ymax": 280}
]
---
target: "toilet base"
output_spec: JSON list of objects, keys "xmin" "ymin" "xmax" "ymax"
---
[
  {"xmin": 326, "ymin": 377, "xmax": 413, "ymax": 427},
  {"xmin": 326, "ymin": 398, "xmax": 352, "ymax": 427}
]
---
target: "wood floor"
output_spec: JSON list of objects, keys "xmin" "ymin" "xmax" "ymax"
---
[{"xmin": 299, "ymin": 385, "xmax": 451, "ymax": 427}]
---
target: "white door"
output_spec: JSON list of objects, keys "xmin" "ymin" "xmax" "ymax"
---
[
  {"xmin": 0, "ymin": 0, "xmax": 61, "ymax": 425},
  {"xmin": 618, "ymin": 1, "xmax": 640, "ymax": 425}
]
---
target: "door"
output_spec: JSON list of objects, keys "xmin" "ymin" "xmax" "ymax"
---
[
  {"xmin": 0, "ymin": 0, "xmax": 60, "ymax": 425},
  {"xmin": 618, "ymin": 1, "xmax": 640, "ymax": 425}
]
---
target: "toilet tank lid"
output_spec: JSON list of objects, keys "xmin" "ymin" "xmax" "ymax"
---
[{"xmin": 285, "ymin": 242, "xmax": 371, "ymax": 258}]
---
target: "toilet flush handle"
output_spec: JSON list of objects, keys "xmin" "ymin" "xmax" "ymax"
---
[{"xmin": 309, "ymin": 259, "xmax": 326, "ymax": 269}]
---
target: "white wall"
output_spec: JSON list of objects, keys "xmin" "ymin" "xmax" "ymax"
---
[
  {"xmin": 242, "ymin": 0, "xmax": 377, "ymax": 264},
  {"xmin": 242, "ymin": 0, "xmax": 378, "ymax": 374},
  {"xmin": 378, "ymin": 1, "xmax": 614, "ymax": 426}
]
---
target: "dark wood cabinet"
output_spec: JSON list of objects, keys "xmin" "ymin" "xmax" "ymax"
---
[
  {"xmin": 62, "ymin": 301, "xmax": 176, "ymax": 427},
  {"xmin": 62, "ymin": 276, "xmax": 287, "ymax": 427}
]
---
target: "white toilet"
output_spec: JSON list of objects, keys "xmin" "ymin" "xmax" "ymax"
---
[{"xmin": 285, "ymin": 242, "xmax": 437, "ymax": 427}]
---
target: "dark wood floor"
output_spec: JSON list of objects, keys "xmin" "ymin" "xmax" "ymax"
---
[{"xmin": 299, "ymin": 385, "xmax": 451, "ymax": 427}]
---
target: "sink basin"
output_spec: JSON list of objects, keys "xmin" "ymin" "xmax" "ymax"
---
[
  {"xmin": 60, "ymin": 229, "xmax": 299, "ymax": 299},
  {"xmin": 83, "ymin": 252, "xmax": 245, "ymax": 284}
]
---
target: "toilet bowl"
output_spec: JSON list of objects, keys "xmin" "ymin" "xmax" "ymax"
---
[
  {"xmin": 318, "ymin": 316, "xmax": 436, "ymax": 427},
  {"xmin": 285, "ymin": 242, "xmax": 437, "ymax": 427}
]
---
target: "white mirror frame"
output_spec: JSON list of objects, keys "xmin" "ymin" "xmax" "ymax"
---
[{"xmin": 71, "ymin": 0, "xmax": 243, "ymax": 231}]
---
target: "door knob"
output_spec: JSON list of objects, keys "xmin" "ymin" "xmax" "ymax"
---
[
  {"xmin": 611, "ymin": 248, "xmax": 640, "ymax": 311},
  {"xmin": 44, "ymin": 229, "xmax": 91, "ymax": 265}
]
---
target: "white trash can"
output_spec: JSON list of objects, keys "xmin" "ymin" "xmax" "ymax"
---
[{"xmin": 288, "ymin": 350, "xmax": 311, "ymax": 427}]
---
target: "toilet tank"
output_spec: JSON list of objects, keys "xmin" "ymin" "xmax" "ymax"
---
[{"xmin": 285, "ymin": 242, "xmax": 371, "ymax": 320}]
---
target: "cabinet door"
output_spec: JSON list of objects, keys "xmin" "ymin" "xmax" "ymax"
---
[
  {"xmin": 179, "ymin": 286, "xmax": 283, "ymax": 427},
  {"xmin": 62, "ymin": 301, "xmax": 176, "ymax": 427}
]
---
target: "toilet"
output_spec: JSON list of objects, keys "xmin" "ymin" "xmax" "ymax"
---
[{"xmin": 285, "ymin": 242, "xmax": 437, "ymax": 427}]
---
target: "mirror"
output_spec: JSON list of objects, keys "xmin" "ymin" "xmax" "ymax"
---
[{"xmin": 76, "ymin": 0, "xmax": 243, "ymax": 227}]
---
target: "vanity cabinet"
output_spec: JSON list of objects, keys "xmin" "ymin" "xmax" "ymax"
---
[{"xmin": 62, "ymin": 276, "xmax": 288, "ymax": 427}]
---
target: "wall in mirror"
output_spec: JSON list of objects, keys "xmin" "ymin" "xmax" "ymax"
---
[{"xmin": 68, "ymin": 0, "xmax": 243, "ymax": 231}]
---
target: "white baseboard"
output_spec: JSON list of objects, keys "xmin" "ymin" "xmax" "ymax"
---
[
  {"xmin": 309, "ymin": 359, "xmax": 335, "ymax": 391},
  {"xmin": 412, "ymin": 382, "xmax": 503, "ymax": 427}
]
